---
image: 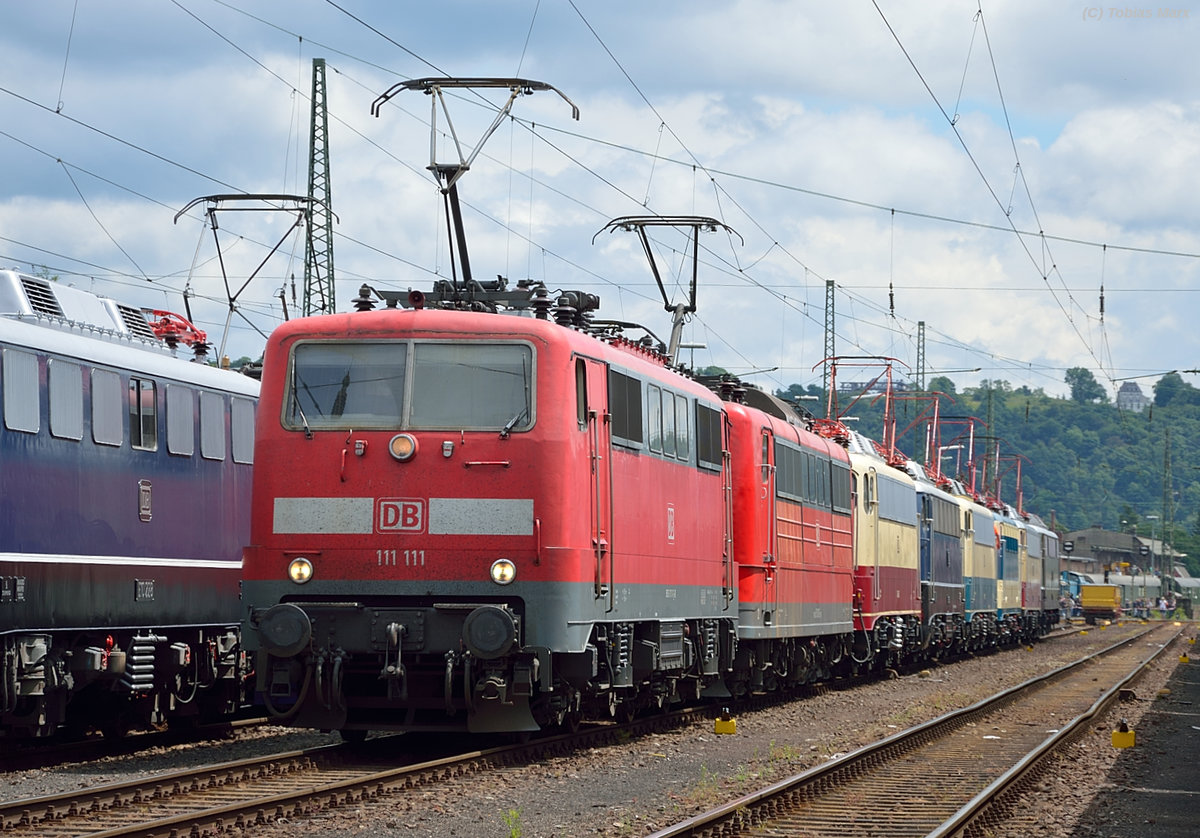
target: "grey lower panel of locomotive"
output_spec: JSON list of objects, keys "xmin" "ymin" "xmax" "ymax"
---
[
  {"xmin": 242, "ymin": 579, "xmax": 737, "ymax": 734},
  {"xmin": 736, "ymin": 599, "xmax": 853, "ymax": 639}
]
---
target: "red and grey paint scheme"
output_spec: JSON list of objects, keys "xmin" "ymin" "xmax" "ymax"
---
[
  {"xmin": 725, "ymin": 395, "xmax": 855, "ymax": 687},
  {"xmin": 241, "ymin": 277, "xmax": 1063, "ymax": 738},
  {"xmin": 239, "ymin": 77, "xmax": 1065, "ymax": 738},
  {"xmin": 242, "ymin": 294, "xmax": 735, "ymax": 733}
]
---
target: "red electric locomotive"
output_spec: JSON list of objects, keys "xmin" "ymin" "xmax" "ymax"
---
[
  {"xmin": 723, "ymin": 388, "xmax": 855, "ymax": 691},
  {"xmin": 242, "ymin": 279, "xmax": 740, "ymax": 734},
  {"xmin": 240, "ymin": 75, "xmax": 1064, "ymax": 739}
]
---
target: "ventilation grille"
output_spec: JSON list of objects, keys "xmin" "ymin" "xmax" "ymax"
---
[
  {"xmin": 117, "ymin": 304, "xmax": 158, "ymax": 341},
  {"xmin": 20, "ymin": 277, "xmax": 64, "ymax": 317}
]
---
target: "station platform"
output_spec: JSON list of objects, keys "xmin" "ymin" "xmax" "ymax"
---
[{"xmin": 1074, "ymin": 641, "xmax": 1200, "ymax": 837}]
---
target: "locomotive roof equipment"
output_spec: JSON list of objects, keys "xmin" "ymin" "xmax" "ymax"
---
[{"xmin": 371, "ymin": 77, "xmax": 578, "ymax": 288}]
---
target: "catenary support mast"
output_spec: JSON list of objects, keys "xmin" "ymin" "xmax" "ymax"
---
[{"xmin": 304, "ymin": 58, "xmax": 335, "ymax": 315}]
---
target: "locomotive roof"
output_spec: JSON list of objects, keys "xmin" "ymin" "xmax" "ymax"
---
[
  {"xmin": 0, "ymin": 268, "xmax": 258, "ymax": 397},
  {"xmin": 903, "ymin": 459, "xmax": 962, "ymax": 501},
  {"xmin": 269, "ymin": 304, "xmax": 721, "ymax": 401},
  {"xmin": 710, "ymin": 381, "xmax": 813, "ymax": 426},
  {"xmin": 0, "ymin": 269, "xmax": 158, "ymax": 340}
]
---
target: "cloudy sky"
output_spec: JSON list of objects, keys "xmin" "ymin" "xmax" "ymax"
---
[{"xmin": 1, "ymin": 1, "xmax": 1197, "ymax": 398}]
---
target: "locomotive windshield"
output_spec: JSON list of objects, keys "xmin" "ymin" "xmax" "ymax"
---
[{"xmin": 286, "ymin": 341, "xmax": 533, "ymax": 431}]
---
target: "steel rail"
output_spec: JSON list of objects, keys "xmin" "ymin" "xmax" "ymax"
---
[
  {"xmin": 0, "ymin": 715, "xmax": 270, "ymax": 775},
  {"xmin": 646, "ymin": 623, "xmax": 1178, "ymax": 837},
  {"xmin": 0, "ymin": 704, "xmax": 709, "ymax": 837},
  {"xmin": 931, "ymin": 624, "xmax": 1184, "ymax": 837},
  {"xmin": 0, "ymin": 622, "xmax": 1115, "ymax": 837}
]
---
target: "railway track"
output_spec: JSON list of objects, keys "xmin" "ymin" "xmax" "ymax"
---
[
  {"xmin": 647, "ymin": 622, "xmax": 1181, "ymax": 838},
  {"xmin": 0, "ymin": 717, "xmax": 272, "ymax": 775},
  {"xmin": 0, "ymin": 737, "xmax": 454, "ymax": 837},
  {"xmin": 0, "ymin": 703, "xmax": 712, "ymax": 837},
  {"xmin": 0, "ymin": 623, "xmax": 1131, "ymax": 836}
]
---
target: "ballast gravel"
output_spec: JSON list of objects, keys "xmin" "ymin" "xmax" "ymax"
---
[{"xmin": 1, "ymin": 623, "xmax": 1186, "ymax": 838}]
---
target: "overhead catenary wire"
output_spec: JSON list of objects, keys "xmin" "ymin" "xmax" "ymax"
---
[
  {"xmin": 2, "ymin": 3, "xmax": 1195, "ymax": 390},
  {"xmin": 54, "ymin": 0, "xmax": 80, "ymax": 113},
  {"xmin": 58, "ymin": 161, "xmax": 149, "ymax": 281},
  {"xmin": 871, "ymin": 0, "xmax": 1118, "ymax": 390}
]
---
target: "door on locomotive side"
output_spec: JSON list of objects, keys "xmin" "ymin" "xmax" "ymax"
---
[
  {"xmin": 1039, "ymin": 523, "xmax": 1061, "ymax": 619},
  {"xmin": 853, "ymin": 465, "xmax": 882, "ymax": 624},
  {"xmin": 921, "ymin": 490, "xmax": 965, "ymax": 620},
  {"xmin": 996, "ymin": 520, "xmax": 1023, "ymax": 619},
  {"xmin": 1024, "ymin": 525, "xmax": 1044, "ymax": 612},
  {"xmin": 760, "ymin": 427, "xmax": 779, "ymax": 618},
  {"xmin": 578, "ymin": 356, "xmax": 615, "ymax": 609},
  {"xmin": 918, "ymin": 493, "xmax": 933, "ymax": 599},
  {"xmin": 960, "ymin": 500, "xmax": 998, "ymax": 619}
]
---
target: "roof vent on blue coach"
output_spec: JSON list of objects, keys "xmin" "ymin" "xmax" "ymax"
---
[
  {"xmin": 1, "ymin": 269, "xmax": 164, "ymax": 348},
  {"xmin": 18, "ymin": 275, "xmax": 64, "ymax": 317},
  {"xmin": 116, "ymin": 304, "xmax": 159, "ymax": 341}
]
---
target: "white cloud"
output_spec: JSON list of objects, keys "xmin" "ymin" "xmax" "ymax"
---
[{"xmin": 0, "ymin": 0, "xmax": 1197, "ymax": 388}]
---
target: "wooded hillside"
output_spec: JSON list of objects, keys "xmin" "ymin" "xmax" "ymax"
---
[{"xmin": 768, "ymin": 370, "xmax": 1200, "ymax": 574}]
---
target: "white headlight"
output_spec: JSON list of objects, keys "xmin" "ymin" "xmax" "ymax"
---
[
  {"xmin": 388, "ymin": 433, "xmax": 418, "ymax": 461},
  {"xmin": 288, "ymin": 557, "xmax": 314, "ymax": 584},
  {"xmin": 490, "ymin": 558, "xmax": 516, "ymax": 585}
]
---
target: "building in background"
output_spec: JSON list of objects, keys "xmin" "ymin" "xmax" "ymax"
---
[{"xmin": 1115, "ymin": 381, "xmax": 1150, "ymax": 412}]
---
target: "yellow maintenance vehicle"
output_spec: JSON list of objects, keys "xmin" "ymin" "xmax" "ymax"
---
[{"xmin": 1079, "ymin": 583, "xmax": 1122, "ymax": 624}]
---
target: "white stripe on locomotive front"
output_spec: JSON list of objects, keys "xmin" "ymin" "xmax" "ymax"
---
[{"xmin": 272, "ymin": 496, "xmax": 535, "ymax": 535}]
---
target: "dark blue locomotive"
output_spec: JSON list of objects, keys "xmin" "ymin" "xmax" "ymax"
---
[{"xmin": 0, "ymin": 268, "xmax": 258, "ymax": 738}]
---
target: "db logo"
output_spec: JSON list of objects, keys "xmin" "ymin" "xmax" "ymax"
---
[{"xmin": 376, "ymin": 498, "xmax": 425, "ymax": 533}]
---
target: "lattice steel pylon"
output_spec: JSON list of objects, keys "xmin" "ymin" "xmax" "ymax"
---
[
  {"xmin": 916, "ymin": 320, "xmax": 926, "ymax": 391},
  {"xmin": 1162, "ymin": 427, "xmax": 1174, "ymax": 570},
  {"xmin": 823, "ymin": 279, "xmax": 835, "ymax": 398},
  {"xmin": 304, "ymin": 58, "xmax": 335, "ymax": 315}
]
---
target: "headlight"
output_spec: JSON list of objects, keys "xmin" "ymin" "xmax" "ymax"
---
[
  {"xmin": 287, "ymin": 557, "xmax": 314, "ymax": 584},
  {"xmin": 388, "ymin": 433, "xmax": 418, "ymax": 461},
  {"xmin": 490, "ymin": 558, "xmax": 516, "ymax": 585}
]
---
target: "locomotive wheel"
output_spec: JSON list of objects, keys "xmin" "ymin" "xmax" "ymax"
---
[
  {"xmin": 340, "ymin": 728, "xmax": 369, "ymax": 743},
  {"xmin": 101, "ymin": 717, "xmax": 131, "ymax": 740}
]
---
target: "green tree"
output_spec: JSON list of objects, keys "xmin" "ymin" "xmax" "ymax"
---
[
  {"xmin": 32, "ymin": 265, "xmax": 60, "ymax": 282},
  {"xmin": 1065, "ymin": 367, "xmax": 1108, "ymax": 403},
  {"xmin": 1153, "ymin": 372, "xmax": 1200, "ymax": 407},
  {"xmin": 765, "ymin": 374, "xmax": 1200, "ymax": 535},
  {"xmin": 927, "ymin": 375, "xmax": 957, "ymax": 396}
]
